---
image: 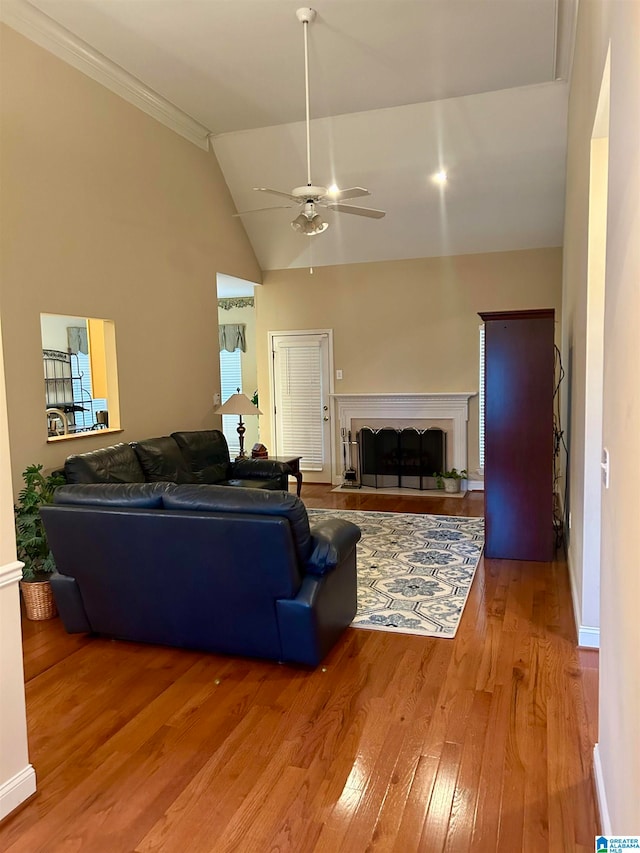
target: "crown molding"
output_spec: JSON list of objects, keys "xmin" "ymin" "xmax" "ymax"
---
[
  {"xmin": 0, "ymin": 0, "xmax": 212, "ymax": 150},
  {"xmin": 553, "ymin": 0, "xmax": 579, "ymax": 82}
]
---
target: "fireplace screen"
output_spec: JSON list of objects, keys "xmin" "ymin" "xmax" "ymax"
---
[{"xmin": 359, "ymin": 427, "xmax": 446, "ymax": 489}]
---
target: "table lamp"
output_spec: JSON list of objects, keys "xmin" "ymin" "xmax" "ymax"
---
[{"xmin": 215, "ymin": 388, "xmax": 262, "ymax": 458}]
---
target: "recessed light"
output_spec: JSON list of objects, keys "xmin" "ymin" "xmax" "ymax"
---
[{"xmin": 432, "ymin": 170, "xmax": 448, "ymax": 185}]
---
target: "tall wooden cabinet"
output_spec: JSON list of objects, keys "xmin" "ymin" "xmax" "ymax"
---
[{"xmin": 479, "ymin": 309, "xmax": 555, "ymax": 561}]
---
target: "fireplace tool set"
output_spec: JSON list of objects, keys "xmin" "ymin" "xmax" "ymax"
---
[{"xmin": 341, "ymin": 428, "xmax": 361, "ymax": 488}]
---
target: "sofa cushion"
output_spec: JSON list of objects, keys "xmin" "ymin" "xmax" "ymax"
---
[
  {"xmin": 54, "ymin": 482, "xmax": 176, "ymax": 508},
  {"xmin": 222, "ymin": 478, "xmax": 283, "ymax": 490},
  {"xmin": 64, "ymin": 443, "xmax": 146, "ymax": 484},
  {"xmin": 200, "ymin": 463, "xmax": 232, "ymax": 484},
  {"xmin": 131, "ymin": 436, "xmax": 196, "ymax": 484},
  {"xmin": 162, "ymin": 484, "xmax": 312, "ymax": 563},
  {"xmin": 171, "ymin": 430, "xmax": 231, "ymax": 482}
]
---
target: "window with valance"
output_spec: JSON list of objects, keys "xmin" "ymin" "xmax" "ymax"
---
[{"xmin": 218, "ymin": 324, "xmax": 246, "ymax": 353}]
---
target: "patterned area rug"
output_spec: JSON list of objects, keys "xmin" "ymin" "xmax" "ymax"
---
[{"xmin": 308, "ymin": 509, "xmax": 484, "ymax": 638}]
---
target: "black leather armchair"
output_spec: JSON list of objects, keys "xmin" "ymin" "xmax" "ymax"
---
[
  {"xmin": 64, "ymin": 430, "xmax": 291, "ymax": 491},
  {"xmin": 41, "ymin": 483, "xmax": 361, "ymax": 666}
]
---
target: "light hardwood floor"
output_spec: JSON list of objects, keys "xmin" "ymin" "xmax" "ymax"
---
[{"xmin": 0, "ymin": 486, "xmax": 600, "ymax": 852}]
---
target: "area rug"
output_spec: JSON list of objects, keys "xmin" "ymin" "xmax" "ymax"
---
[{"xmin": 307, "ymin": 509, "xmax": 484, "ymax": 638}]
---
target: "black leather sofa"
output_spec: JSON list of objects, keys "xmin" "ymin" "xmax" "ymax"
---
[
  {"xmin": 63, "ymin": 430, "xmax": 292, "ymax": 491},
  {"xmin": 41, "ymin": 483, "xmax": 361, "ymax": 666}
]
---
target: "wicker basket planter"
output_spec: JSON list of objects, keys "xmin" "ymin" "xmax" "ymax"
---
[{"xmin": 20, "ymin": 579, "xmax": 57, "ymax": 621}]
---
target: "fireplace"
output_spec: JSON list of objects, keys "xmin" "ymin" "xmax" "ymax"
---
[
  {"xmin": 331, "ymin": 392, "xmax": 474, "ymax": 485},
  {"xmin": 359, "ymin": 427, "xmax": 446, "ymax": 489}
]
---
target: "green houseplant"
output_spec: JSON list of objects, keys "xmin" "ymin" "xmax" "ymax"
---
[
  {"xmin": 15, "ymin": 463, "xmax": 65, "ymax": 620},
  {"xmin": 434, "ymin": 467, "xmax": 468, "ymax": 494}
]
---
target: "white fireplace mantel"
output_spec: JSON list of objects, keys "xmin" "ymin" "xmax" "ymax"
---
[{"xmin": 331, "ymin": 392, "xmax": 476, "ymax": 484}]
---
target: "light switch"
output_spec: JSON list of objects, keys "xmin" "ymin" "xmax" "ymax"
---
[
  {"xmin": 213, "ymin": 392, "xmax": 221, "ymax": 406},
  {"xmin": 336, "ymin": 369, "xmax": 343, "ymax": 380}
]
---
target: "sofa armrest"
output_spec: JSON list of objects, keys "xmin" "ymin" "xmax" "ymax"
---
[
  {"xmin": 231, "ymin": 458, "xmax": 292, "ymax": 479},
  {"xmin": 50, "ymin": 572, "xmax": 92, "ymax": 633},
  {"xmin": 277, "ymin": 526, "xmax": 358, "ymax": 665},
  {"xmin": 305, "ymin": 518, "xmax": 361, "ymax": 575}
]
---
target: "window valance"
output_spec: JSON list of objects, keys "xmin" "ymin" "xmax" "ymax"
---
[
  {"xmin": 219, "ymin": 323, "xmax": 246, "ymax": 353},
  {"xmin": 218, "ymin": 297, "xmax": 254, "ymax": 311},
  {"xmin": 67, "ymin": 326, "xmax": 89, "ymax": 355}
]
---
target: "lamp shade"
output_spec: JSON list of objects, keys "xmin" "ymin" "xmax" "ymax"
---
[{"xmin": 214, "ymin": 392, "xmax": 262, "ymax": 416}]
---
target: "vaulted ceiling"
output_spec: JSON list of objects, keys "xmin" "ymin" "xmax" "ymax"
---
[{"xmin": 5, "ymin": 0, "xmax": 576, "ymax": 271}]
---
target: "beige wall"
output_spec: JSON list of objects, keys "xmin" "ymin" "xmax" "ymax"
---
[
  {"xmin": 563, "ymin": 0, "xmax": 640, "ymax": 833},
  {"xmin": 256, "ymin": 248, "xmax": 563, "ymax": 474},
  {"xmin": 0, "ymin": 26, "xmax": 261, "ymax": 489}
]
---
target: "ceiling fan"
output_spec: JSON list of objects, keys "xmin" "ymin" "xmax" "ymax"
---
[{"xmin": 235, "ymin": 7, "xmax": 386, "ymax": 236}]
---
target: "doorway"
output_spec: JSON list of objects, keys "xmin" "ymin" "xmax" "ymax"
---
[
  {"xmin": 579, "ymin": 48, "xmax": 610, "ymax": 645},
  {"xmin": 269, "ymin": 330, "xmax": 334, "ymax": 483},
  {"xmin": 216, "ymin": 274, "xmax": 260, "ymax": 456}
]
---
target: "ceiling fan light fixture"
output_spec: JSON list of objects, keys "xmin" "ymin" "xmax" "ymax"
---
[
  {"xmin": 307, "ymin": 215, "xmax": 329, "ymax": 235},
  {"xmin": 291, "ymin": 213, "xmax": 308, "ymax": 233},
  {"xmin": 291, "ymin": 212, "xmax": 328, "ymax": 235}
]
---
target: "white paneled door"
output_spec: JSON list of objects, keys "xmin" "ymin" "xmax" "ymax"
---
[{"xmin": 270, "ymin": 331, "xmax": 332, "ymax": 483}]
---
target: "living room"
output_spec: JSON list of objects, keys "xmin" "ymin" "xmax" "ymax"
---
[{"xmin": 0, "ymin": 0, "xmax": 638, "ymax": 848}]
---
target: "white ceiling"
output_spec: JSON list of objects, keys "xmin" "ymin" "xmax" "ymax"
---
[
  {"xmin": 216, "ymin": 274, "xmax": 257, "ymax": 298},
  {"xmin": 12, "ymin": 0, "xmax": 574, "ymax": 271},
  {"xmin": 214, "ymin": 82, "xmax": 568, "ymax": 270}
]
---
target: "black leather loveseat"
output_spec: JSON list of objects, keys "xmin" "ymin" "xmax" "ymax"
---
[
  {"xmin": 41, "ymin": 483, "xmax": 361, "ymax": 666},
  {"xmin": 63, "ymin": 430, "xmax": 291, "ymax": 491}
]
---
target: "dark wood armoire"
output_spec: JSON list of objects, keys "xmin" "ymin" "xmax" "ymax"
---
[{"xmin": 479, "ymin": 309, "xmax": 555, "ymax": 561}]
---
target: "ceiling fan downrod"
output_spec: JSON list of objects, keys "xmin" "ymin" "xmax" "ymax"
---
[
  {"xmin": 237, "ymin": 7, "xmax": 385, "ymax": 233},
  {"xmin": 296, "ymin": 7, "xmax": 316, "ymax": 188}
]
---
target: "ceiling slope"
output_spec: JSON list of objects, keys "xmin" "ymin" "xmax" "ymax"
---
[
  {"xmin": 214, "ymin": 82, "xmax": 568, "ymax": 270},
  {"xmin": 3, "ymin": 0, "xmax": 574, "ymax": 270}
]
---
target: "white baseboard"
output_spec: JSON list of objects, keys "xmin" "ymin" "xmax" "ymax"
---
[
  {"xmin": 0, "ymin": 765, "xmax": 36, "ymax": 821},
  {"xmin": 593, "ymin": 743, "xmax": 612, "ymax": 834},
  {"xmin": 567, "ymin": 547, "xmax": 600, "ymax": 648},
  {"xmin": 578, "ymin": 625, "xmax": 600, "ymax": 648}
]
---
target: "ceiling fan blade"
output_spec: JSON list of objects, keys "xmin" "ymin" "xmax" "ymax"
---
[
  {"xmin": 233, "ymin": 205, "xmax": 294, "ymax": 217},
  {"xmin": 253, "ymin": 187, "xmax": 299, "ymax": 202},
  {"xmin": 329, "ymin": 187, "xmax": 371, "ymax": 201},
  {"xmin": 326, "ymin": 203, "xmax": 386, "ymax": 219}
]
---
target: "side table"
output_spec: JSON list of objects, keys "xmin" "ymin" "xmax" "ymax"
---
[{"xmin": 269, "ymin": 455, "xmax": 303, "ymax": 497}]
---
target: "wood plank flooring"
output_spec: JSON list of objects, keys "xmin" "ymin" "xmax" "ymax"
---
[{"xmin": 0, "ymin": 486, "xmax": 600, "ymax": 852}]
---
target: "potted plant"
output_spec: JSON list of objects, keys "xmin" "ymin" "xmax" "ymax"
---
[
  {"xmin": 14, "ymin": 463, "xmax": 65, "ymax": 620},
  {"xmin": 434, "ymin": 468, "xmax": 468, "ymax": 494}
]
